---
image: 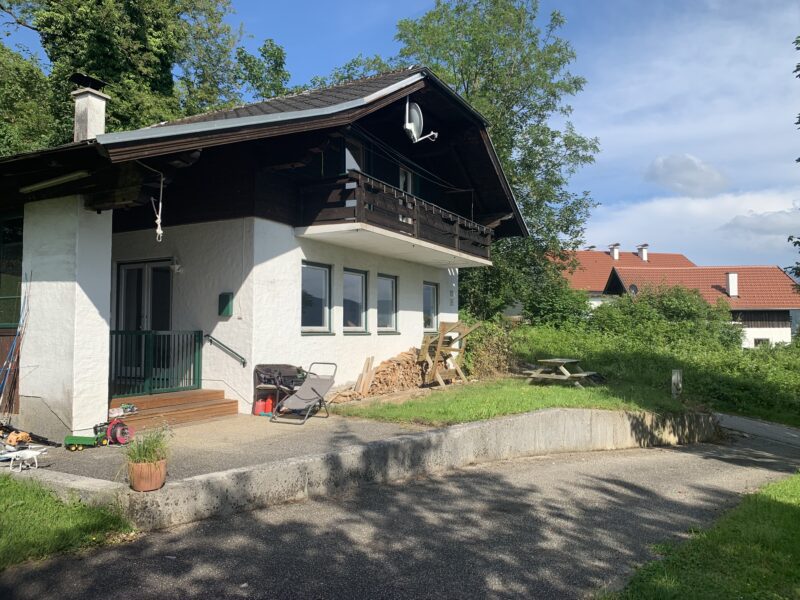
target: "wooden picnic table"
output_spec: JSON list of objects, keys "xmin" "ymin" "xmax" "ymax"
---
[{"xmin": 523, "ymin": 358, "xmax": 597, "ymax": 388}]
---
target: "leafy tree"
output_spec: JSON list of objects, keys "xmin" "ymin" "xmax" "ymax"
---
[
  {"xmin": 316, "ymin": 0, "xmax": 598, "ymax": 317},
  {"xmin": 398, "ymin": 1, "xmax": 597, "ymax": 317},
  {"xmin": 0, "ymin": 43, "xmax": 55, "ymax": 154},
  {"xmin": 175, "ymin": 0, "xmax": 240, "ymax": 115},
  {"xmin": 0, "ymin": 0, "xmax": 294, "ymax": 151},
  {"xmin": 788, "ymin": 235, "xmax": 800, "ymax": 286},
  {"xmin": 2, "ymin": 0, "xmax": 188, "ymax": 140},
  {"xmin": 521, "ymin": 269, "xmax": 590, "ymax": 326},
  {"xmin": 307, "ymin": 54, "xmax": 397, "ymax": 88},
  {"xmin": 235, "ymin": 39, "xmax": 290, "ymax": 101}
]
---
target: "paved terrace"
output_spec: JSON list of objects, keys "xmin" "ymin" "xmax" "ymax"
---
[
  {"xmin": 4, "ymin": 426, "xmax": 799, "ymax": 599},
  {"xmin": 41, "ymin": 415, "xmax": 430, "ymax": 482}
]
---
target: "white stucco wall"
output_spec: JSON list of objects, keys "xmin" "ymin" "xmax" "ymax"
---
[
  {"xmin": 19, "ymin": 197, "xmax": 112, "ymax": 437},
  {"xmin": 741, "ymin": 326, "xmax": 793, "ymax": 348},
  {"xmin": 251, "ymin": 219, "xmax": 458, "ymax": 400},
  {"xmin": 112, "ymin": 217, "xmax": 458, "ymax": 413},
  {"xmin": 112, "ymin": 219, "xmax": 256, "ymax": 406}
]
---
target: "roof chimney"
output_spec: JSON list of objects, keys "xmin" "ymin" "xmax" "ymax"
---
[
  {"xmin": 726, "ymin": 272, "xmax": 739, "ymax": 297},
  {"xmin": 69, "ymin": 73, "xmax": 110, "ymax": 142},
  {"xmin": 71, "ymin": 87, "xmax": 110, "ymax": 141},
  {"xmin": 637, "ymin": 243, "xmax": 649, "ymax": 262},
  {"xmin": 608, "ymin": 243, "xmax": 620, "ymax": 260}
]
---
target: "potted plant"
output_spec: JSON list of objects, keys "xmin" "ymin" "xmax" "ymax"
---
[{"xmin": 125, "ymin": 427, "xmax": 170, "ymax": 492}]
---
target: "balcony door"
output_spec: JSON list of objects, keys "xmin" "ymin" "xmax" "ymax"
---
[{"xmin": 117, "ymin": 261, "xmax": 172, "ymax": 332}]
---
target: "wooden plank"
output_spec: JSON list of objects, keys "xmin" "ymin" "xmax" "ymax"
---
[
  {"xmin": 361, "ymin": 360, "xmax": 376, "ymax": 396},
  {"xmin": 354, "ymin": 356, "xmax": 374, "ymax": 396},
  {"xmin": 110, "ymin": 389, "xmax": 225, "ymax": 410},
  {"xmin": 527, "ymin": 373, "xmax": 571, "ymax": 381}
]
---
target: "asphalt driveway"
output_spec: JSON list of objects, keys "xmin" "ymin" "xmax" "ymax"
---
[{"xmin": 2, "ymin": 420, "xmax": 799, "ymax": 599}]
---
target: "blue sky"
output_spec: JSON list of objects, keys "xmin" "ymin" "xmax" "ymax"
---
[{"xmin": 4, "ymin": 0, "xmax": 799, "ymax": 266}]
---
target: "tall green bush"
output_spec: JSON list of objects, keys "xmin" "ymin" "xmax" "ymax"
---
[
  {"xmin": 589, "ymin": 285, "xmax": 743, "ymax": 348},
  {"xmin": 461, "ymin": 315, "xmax": 514, "ymax": 378}
]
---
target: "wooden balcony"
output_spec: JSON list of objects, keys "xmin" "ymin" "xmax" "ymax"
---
[{"xmin": 300, "ymin": 171, "xmax": 493, "ymax": 261}]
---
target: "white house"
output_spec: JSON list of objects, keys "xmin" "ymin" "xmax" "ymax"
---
[
  {"xmin": 0, "ymin": 67, "xmax": 526, "ymax": 438},
  {"xmin": 603, "ymin": 265, "xmax": 800, "ymax": 348}
]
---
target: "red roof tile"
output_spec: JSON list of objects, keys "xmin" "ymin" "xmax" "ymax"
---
[
  {"xmin": 564, "ymin": 251, "xmax": 696, "ymax": 292},
  {"xmin": 608, "ymin": 266, "xmax": 800, "ymax": 310}
]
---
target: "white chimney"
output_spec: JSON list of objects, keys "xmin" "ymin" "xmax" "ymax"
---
[
  {"xmin": 637, "ymin": 243, "xmax": 649, "ymax": 262},
  {"xmin": 71, "ymin": 87, "xmax": 110, "ymax": 141},
  {"xmin": 608, "ymin": 243, "xmax": 620, "ymax": 260},
  {"xmin": 726, "ymin": 272, "xmax": 739, "ymax": 297}
]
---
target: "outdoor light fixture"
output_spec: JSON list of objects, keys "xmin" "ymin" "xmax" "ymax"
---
[{"xmin": 19, "ymin": 170, "xmax": 91, "ymax": 194}]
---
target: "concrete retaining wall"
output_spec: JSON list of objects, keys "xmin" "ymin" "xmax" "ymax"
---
[{"xmin": 21, "ymin": 409, "xmax": 719, "ymax": 530}]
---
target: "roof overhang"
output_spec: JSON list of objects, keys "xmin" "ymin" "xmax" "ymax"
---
[
  {"xmin": 294, "ymin": 222, "xmax": 492, "ymax": 268},
  {"xmin": 98, "ymin": 73, "xmax": 429, "ymax": 149}
]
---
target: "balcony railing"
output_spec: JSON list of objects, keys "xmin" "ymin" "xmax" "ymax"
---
[{"xmin": 300, "ymin": 171, "xmax": 493, "ymax": 260}]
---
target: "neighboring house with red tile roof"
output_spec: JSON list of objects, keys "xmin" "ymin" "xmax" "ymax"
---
[
  {"xmin": 603, "ymin": 265, "xmax": 800, "ymax": 348},
  {"xmin": 563, "ymin": 244, "xmax": 696, "ymax": 306}
]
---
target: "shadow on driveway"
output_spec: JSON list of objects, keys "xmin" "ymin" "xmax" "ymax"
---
[{"xmin": 2, "ymin": 435, "xmax": 798, "ymax": 599}]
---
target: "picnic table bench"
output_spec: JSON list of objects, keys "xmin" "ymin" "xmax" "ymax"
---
[{"xmin": 523, "ymin": 358, "xmax": 598, "ymax": 388}]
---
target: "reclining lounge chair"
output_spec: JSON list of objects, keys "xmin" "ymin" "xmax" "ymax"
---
[{"xmin": 270, "ymin": 362, "xmax": 337, "ymax": 425}]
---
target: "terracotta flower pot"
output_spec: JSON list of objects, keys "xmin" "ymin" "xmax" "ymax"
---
[{"xmin": 127, "ymin": 459, "xmax": 167, "ymax": 492}]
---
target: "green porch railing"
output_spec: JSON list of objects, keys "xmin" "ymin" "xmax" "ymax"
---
[{"xmin": 109, "ymin": 330, "xmax": 203, "ymax": 398}]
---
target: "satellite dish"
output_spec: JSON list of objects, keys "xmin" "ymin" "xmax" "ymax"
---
[
  {"xmin": 629, "ymin": 284, "xmax": 639, "ymax": 296},
  {"xmin": 404, "ymin": 97, "xmax": 438, "ymax": 143}
]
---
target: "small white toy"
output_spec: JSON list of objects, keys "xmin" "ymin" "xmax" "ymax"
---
[{"xmin": 2, "ymin": 447, "xmax": 46, "ymax": 472}]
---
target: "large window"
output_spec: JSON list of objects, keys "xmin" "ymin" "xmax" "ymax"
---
[
  {"xmin": 377, "ymin": 274, "xmax": 397, "ymax": 332},
  {"xmin": 423, "ymin": 282, "xmax": 439, "ymax": 331},
  {"xmin": 343, "ymin": 269, "xmax": 367, "ymax": 332},
  {"xmin": 301, "ymin": 262, "xmax": 330, "ymax": 332}
]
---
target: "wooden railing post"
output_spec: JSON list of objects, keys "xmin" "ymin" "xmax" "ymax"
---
[{"xmin": 413, "ymin": 200, "xmax": 420, "ymax": 238}]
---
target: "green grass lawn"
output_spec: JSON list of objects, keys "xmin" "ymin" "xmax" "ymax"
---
[
  {"xmin": 0, "ymin": 474, "xmax": 133, "ymax": 570},
  {"xmin": 610, "ymin": 472, "xmax": 800, "ymax": 599},
  {"xmin": 334, "ymin": 378, "xmax": 688, "ymax": 427}
]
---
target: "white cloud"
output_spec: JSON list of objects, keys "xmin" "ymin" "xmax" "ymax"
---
[
  {"xmin": 565, "ymin": 1, "xmax": 800, "ymax": 201},
  {"xmin": 585, "ymin": 188, "xmax": 800, "ymax": 266},
  {"xmin": 645, "ymin": 154, "xmax": 727, "ymax": 196}
]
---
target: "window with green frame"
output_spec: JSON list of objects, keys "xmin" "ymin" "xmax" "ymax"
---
[{"xmin": 0, "ymin": 216, "xmax": 22, "ymax": 327}]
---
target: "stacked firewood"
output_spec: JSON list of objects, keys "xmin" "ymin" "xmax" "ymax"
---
[
  {"xmin": 366, "ymin": 348, "xmax": 424, "ymax": 396},
  {"xmin": 328, "ymin": 348, "xmax": 424, "ymax": 404}
]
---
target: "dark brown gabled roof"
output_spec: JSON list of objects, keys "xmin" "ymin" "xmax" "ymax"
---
[
  {"xmin": 0, "ymin": 66, "xmax": 527, "ymax": 237},
  {"xmin": 161, "ymin": 67, "xmax": 431, "ymax": 127}
]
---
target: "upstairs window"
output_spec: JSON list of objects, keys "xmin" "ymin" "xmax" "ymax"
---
[
  {"xmin": 423, "ymin": 282, "xmax": 439, "ymax": 331},
  {"xmin": 301, "ymin": 262, "xmax": 330, "ymax": 332}
]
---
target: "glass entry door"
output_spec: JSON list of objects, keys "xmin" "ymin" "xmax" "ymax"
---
[
  {"xmin": 111, "ymin": 261, "xmax": 201, "ymax": 397},
  {"xmin": 118, "ymin": 261, "xmax": 172, "ymax": 332}
]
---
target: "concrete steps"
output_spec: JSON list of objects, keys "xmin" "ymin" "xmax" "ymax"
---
[{"xmin": 112, "ymin": 390, "xmax": 239, "ymax": 430}]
